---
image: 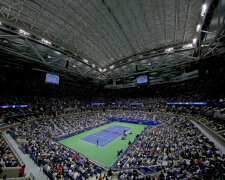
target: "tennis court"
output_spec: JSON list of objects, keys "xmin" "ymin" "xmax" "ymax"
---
[
  {"xmin": 81, "ymin": 125, "xmax": 132, "ymax": 147},
  {"xmin": 59, "ymin": 122, "xmax": 147, "ymax": 167}
]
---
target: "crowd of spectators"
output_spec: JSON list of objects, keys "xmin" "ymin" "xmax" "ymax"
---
[
  {"xmin": 0, "ymin": 135, "xmax": 18, "ymax": 167},
  {"xmin": 7, "ymin": 113, "xmax": 110, "ymax": 179},
  {"xmin": 1, "ymin": 108, "xmax": 224, "ymax": 179},
  {"xmin": 117, "ymin": 117, "xmax": 225, "ymax": 179},
  {"xmin": 27, "ymin": 139, "xmax": 104, "ymax": 179},
  {"xmin": 51, "ymin": 114, "xmax": 107, "ymax": 137},
  {"xmin": 1, "ymin": 93, "xmax": 224, "ymax": 119},
  {"xmin": 108, "ymin": 111, "xmax": 178, "ymax": 125},
  {"xmin": 1, "ymin": 99, "xmax": 225, "ymax": 142},
  {"xmin": 10, "ymin": 113, "xmax": 108, "ymax": 140},
  {"xmin": 200, "ymin": 116, "xmax": 225, "ymax": 138}
]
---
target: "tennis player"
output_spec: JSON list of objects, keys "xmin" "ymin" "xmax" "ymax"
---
[
  {"xmin": 123, "ymin": 128, "xmax": 127, "ymax": 136},
  {"xmin": 97, "ymin": 139, "xmax": 99, "ymax": 147}
]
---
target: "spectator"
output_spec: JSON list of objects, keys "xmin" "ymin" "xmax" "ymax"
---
[{"xmin": 19, "ymin": 165, "xmax": 25, "ymax": 177}]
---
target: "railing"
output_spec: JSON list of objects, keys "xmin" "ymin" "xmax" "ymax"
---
[
  {"xmin": 2, "ymin": 133, "xmax": 24, "ymax": 166},
  {"xmin": 18, "ymin": 137, "xmax": 106, "ymax": 178},
  {"xmin": 110, "ymin": 126, "xmax": 148, "ymax": 169},
  {"xmin": 30, "ymin": 173, "xmax": 36, "ymax": 180},
  {"xmin": 191, "ymin": 118, "xmax": 225, "ymax": 145}
]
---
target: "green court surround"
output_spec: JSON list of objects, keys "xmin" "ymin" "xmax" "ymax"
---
[{"xmin": 59, "ymin": 122, "xmax": 146, "ymax": 167}]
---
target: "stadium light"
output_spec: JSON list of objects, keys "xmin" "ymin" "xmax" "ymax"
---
[
  {"xmin": 165, "ymin": 47, "xmax": 174, "ymax": 53},
  {"xmin": 196, "ymin": 24, "xmax": 201, "ymax": 32},
  {"xmin": 83, "ymin": 59, "xmax": 88, "ymax": 63},
  {"xmin": 73, "ymin": 65, "xmax": 76, "ymax": 68},
  {"xmin": 110, "ymin": 65, "xmax": 115, "ymax": 69},
  {"xmin": 183, "ymin": 43, "xmax": 193, "ymax": 49},
  {"xmin": 92, "ymin": 64, "xmax": 96, "ymax": 68},
  {"xmin": 201, "ymin": 4, "xmax": 207, "ymax": 17},
  {"xmin": 19, "ymin": 29, "xmax": 30, "ymax": 36},
  {"xmin": 99, "ymin": 68, "xmax": 102, "ymax": 72},
  {"xmin": 103, "ymin": 68, "xmax": 107, "ymax": 72},
  {"xmin": 41, "ymin": 38, "xmax": 51, "ymax": 45},
  {"xmin": 48, "ymin": 55, "xmax": 51, "ymax": 58},
  {"xmin": 192, "ymin": 38, "xmax": 197, "ymax": 44}
]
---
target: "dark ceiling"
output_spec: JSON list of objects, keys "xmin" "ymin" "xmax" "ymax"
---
[{"xmin": 0, "ymin": 0, "xmax": 224, "ymax": 84}]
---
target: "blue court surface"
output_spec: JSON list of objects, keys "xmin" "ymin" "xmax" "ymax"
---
[{"xmin": 81, "ymin": 125, "xmax": 132, "ymax": 147}]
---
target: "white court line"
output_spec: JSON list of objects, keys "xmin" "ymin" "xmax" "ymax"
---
[
  {"xmin": 100, "ymin": 133, "xmax": 121, "ymax": 147},
  {"xmin": 96, "ymin": 125, "xmax": 133, "ymax": 147},
  {"xmin": 80, "ymin": 133, "xmax": 108, "ymax": 148},
  {"xmin": 81, "ymin": 125, "xmax": 124, "ymax": 141},
  {"xmin": 92, "ymin": 131, "xmax": 118, "ymax": 147},
  {"xmin": 80, "ymin": 138, "xmax": 104, "ymax": 148},
  {"xmin": 80, "ymin": 129, "xmax": 114, "ymax": 147},
  {"xmin": 101, "ymin": 127, "xmax": 133, "ymax": 147},
  {"xmin": 81, "ymin": 130, "xmax": 116, "ymax": 147},
  {"xmin": 80, "ymin": 125, "xmax": 133, "ymax": 147}
]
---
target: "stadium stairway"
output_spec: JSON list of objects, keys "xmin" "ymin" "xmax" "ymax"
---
[
  {"xmin": 50, "ymin": 120, "xmax": 61, "ymax": 131},
  {"xmin": 60, "ymin": 117, "xmax": 70, "ymax": 127},
  {"xmin": 142, "ymin": 114, "xmax": 147, "ymax": 120},
  {"xmin": 191, "ymin": 120, "xmax": 225, "ymax": 154},
  {"xmin": 2, "ymin": 132, "xmax": 50, "ymax": 180}
]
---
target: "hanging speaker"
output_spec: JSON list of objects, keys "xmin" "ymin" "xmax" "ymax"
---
[
  {"xmin": 65, "ymin": 60, "xmax": 69, "ymax": 68},
  {"xmin": 135, "ymin": 64, "xmax": 138, "ymax": 72}
]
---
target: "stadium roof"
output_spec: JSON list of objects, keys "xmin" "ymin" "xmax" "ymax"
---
[{"xmin": 0, "ymin": 0, "xmax": 224, "ymax": 84}]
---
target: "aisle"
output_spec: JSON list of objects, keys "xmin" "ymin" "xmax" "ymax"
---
[
  {"xmin": 191, "ymin": 120, "xmax": 225, "ymax": 154},
  {"xmin": 3, "ymin": 132, "xmax": 49, "ymax": 180}
]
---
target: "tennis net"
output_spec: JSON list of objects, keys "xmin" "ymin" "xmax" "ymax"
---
[{"xmin": 101, "ymin": 128, "xmax": 123, "ymax": 135}]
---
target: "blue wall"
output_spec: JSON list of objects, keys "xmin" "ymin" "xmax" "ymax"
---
[{"xmin": 107, "ymin": 117, "xmax": 159, "ymax": 126}]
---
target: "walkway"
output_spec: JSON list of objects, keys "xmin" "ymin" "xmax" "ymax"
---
[
  {"xmin": 3, "ymin": 132, "xmax": 49, "ymax": 180},
  {"xmin": 191, "ymin": 120, "xmax": 225, "ymax": 154}
]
